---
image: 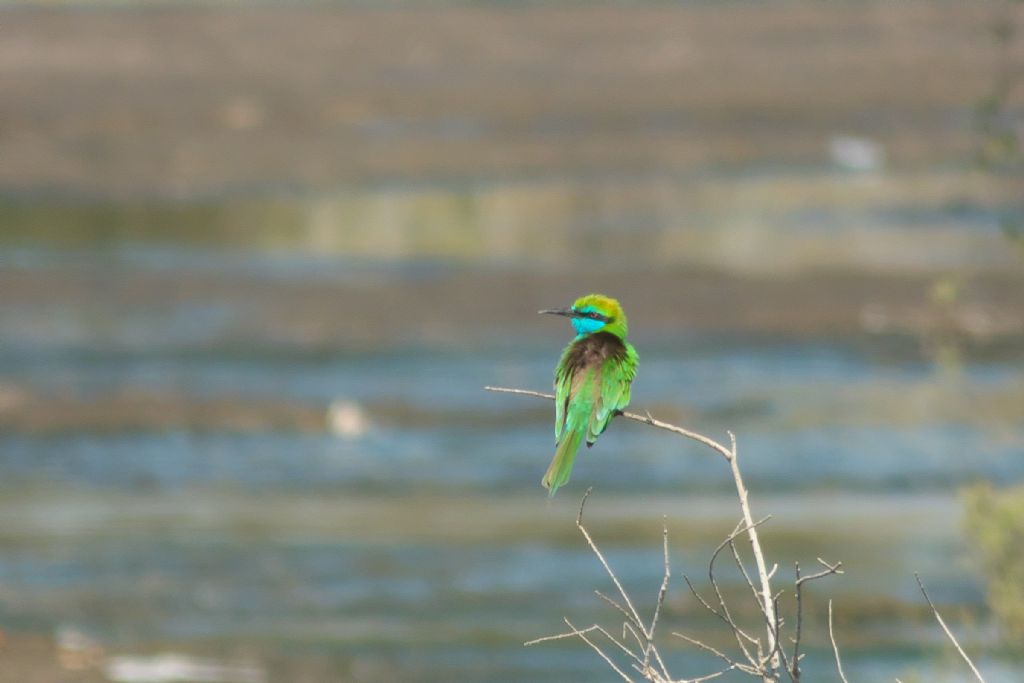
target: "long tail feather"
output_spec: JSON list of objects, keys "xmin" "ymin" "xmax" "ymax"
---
[{"xmin": 542, "ymin": 425, "xmax": 584, "ymax": 496}]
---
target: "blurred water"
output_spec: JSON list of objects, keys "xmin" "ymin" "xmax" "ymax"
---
[
  {"xmin": 2, "ymin": 349, "xmax": 1023, "ymax": 495},
  {"xmin": 0, "ymin": 246, "xmax": 1021, "ymax": 682}
]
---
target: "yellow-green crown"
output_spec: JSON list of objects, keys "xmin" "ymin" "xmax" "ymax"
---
[{"xmin": 573, "ymin": 293, "xmax": 628, "ymax": 338}]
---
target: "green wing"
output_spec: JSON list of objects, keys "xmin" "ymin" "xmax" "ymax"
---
[
  {"xmin": 545, "ymin": 350, "xmax": 594, "ymax": 495},
  {"xmin": 554, "ymin": 343, "xmax": 575, "ymax": 442},
  {"xmin": 588, "ymin": 342, "xmax": 638, "ymax": 443},
  {"xmin": 546, "ymin": 340, "xmax": 637, "ymax": 495}
]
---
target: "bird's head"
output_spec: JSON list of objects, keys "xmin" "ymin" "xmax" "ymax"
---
[{"xmin": 540, "ymin": 293, "xmax": 628, "ymax": 339}]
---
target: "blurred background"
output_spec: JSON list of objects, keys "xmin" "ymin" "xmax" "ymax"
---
[{"xmin": 1, "ymin": 1, "xmax": 1023, "ymax": 681}]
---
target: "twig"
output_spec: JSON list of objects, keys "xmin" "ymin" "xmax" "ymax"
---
[
  {"xmin": 621, "ymin": 622, "xmax": 647, "ymax": 662},
  {"xmin": 828, "ymin": 600, "xmax": 849, "ymax": 683},
  {"xmin": 525, "ymin": 623, "xmax": 631, "ymax": 659},
  {"xmin": 565, "ymin": 618, "xmax": 636, "ymax": 683},
  {"xmin": 728, "ymin": 537, "xmax": 764, "ymax": 621},
  {"xmin": 726, "ymin": 431, "xmax": 780, "ymax": 680},
  {"xmin": 673, "ymin": 632, "xmax": 759, "ymax": 677},
  {"xmin": 914, "ymin": 573, "xmax": 986, "ymax": 683},
  {"xmin": 577, "ymin": 489, "xmax": 646, "ymax": 634},
  {"xmin": 701, "ymin": 521, "xmax": 765, "ymax": 669},
  {"xmin": 769, "ymin": 594, "xmax": 795, "ymax": 683},
  {"xmin": 650, "ymin": 518, "xmax": 671, "ymax": 639},
  {"xmin": 709, "ymin": 518, "xmax": 772, "ymax": 641},
  {"xmin": 792, "ymin": 562, "xmax": 803, "ymax": 681},
  {"xmin": 797, "ymin": 558, "xmax": 844, "ymax": 586},
  {"xmin": 687, "ymin": 664, "xmax": 739, "ymax": 683},
  {"xmin": 484, "ymin": 386, "xmax": 733, "ymax": 460},
  {"xmin": 683, "ymin": 574, "xmax": 757, "ymax": 646},
  {"xmin": 792, "ymin": 557, "xmax": 844, "ymax": 679},
  {"xmin": 683, "ymin": 573, "xmax": 760, "ymax": 671},
  {"xmin": 646, "ymin": 517, "xmax": 673, "ymax": 679},
  {"xmin": 578, "ymin": 489, "xmax": 674, "ymax": 681},
  {"xmin": 596, "ymin": 590, "xmax": 639, "ymax": 632}
]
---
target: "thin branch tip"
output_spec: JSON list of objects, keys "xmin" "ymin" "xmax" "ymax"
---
[
  {"xmin": 915, "ymin": 574, "xmax": 986, "ymax": 683},
  {"xmin": 577, "ymin": 487, "xmax": 593, "ymax": 527}
]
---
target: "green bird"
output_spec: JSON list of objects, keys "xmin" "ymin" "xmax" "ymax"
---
[{"xmin": 539, "ymin": 294, "xmax": 638, "ymax": 495}]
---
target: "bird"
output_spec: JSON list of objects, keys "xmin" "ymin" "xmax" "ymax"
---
[{"xmin": 539, "ymin": 294, "xmax": 638, "ymax": 495}]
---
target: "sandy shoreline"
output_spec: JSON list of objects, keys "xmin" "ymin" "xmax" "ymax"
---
[{"xmin": 1, "ymin": 3, "xmax": 1015, "ymax": 198}]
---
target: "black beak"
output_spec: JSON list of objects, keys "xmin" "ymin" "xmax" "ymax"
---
[{"xmin": 538, "ymin": 308, "xmax": 574, "ymax": 317}]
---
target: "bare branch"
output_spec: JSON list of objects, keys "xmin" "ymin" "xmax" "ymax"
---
[
  {"xmin": 602, "ymin": 627, "xmax": 646, "ymax": 665},
  {"xmin": 483, "ymin": 386, "xmax": 556, "ymax": 401},
  {"xmin": 705, "ymin": 522, "xmax": 766, "ymax": 669},
  {"xmin": 486, "ymin": 384, "xmax": 781, "ymax": 679},
  {"xmin": 484, "ymin": 386, "xmax": 734, "ymax": 461},
  {"xmin": 728, "ymin": 536, "xmax": 764, "ymax": 616},
  {"xmin": 595, "ymin": 590, "xmax": 637, "ymax": 630},
  {"xmin": 526, "ymin": 621, "xmax": 643, "ymax": 680},
  {"xmin": 489, "ymin": 385, "xmax": 854, "ymax": 683},
  {"xmin": 797, "ymin": 559, "xmax": 844, "ymax": 586},
  {"xmin": 828, "ymin": 600, "xmax": 849, "ymax": 683},
  {"xmin": 622, "ymin": 622, "xmax": 647, "ymax": 660},
  {"xmin": 645, "ymin": 518, "xmax": 673, "ymax": 679},
  {"xmin": 591, "ymin": 593, "xmax": 653, "ymax": 659},
  {"xmin": 709, "ymin": 519, "xmax": 773, "ymax": 653},
  {"xmin": 792, "ymin": 563, "xmax": 804, "ymax": 681},
  {"xmin": 794, "ymin": 565, "xmax": 843, "ymax": 589},
  {"xmin": 579, "ymin": 490, "xmax": 673, "ymax": 681},
  {"xmin": 525, "ymin": 626, "xmax": 598, "ymax": 648},
  {"xmin": 565, "ymin": 618, "xmax": 637, "ymax": 683},
  {"xmin": 682, "ymin": 573, "xmax": 759, "ymax": 669},
  {"xmin": 914, "ymin": 573, "xmax": 986, "ymax": 683},
  {"xmin": 649, "ymin": 517, "xmax": 672, "ymax": 641},
  {"xmin": 792, "ymin": 553, "xmax": 845, "ymax": 679},
  {"xmin": 770, "ymin": 594, "xmax": 796, "ymax": 683},
  {"xmin": 686, "ymin": 663, "xmax": 740, "ymax": 683},
  {"xmin": 577, "ymin": 489, "xmax": 646, "ymax": 633},
  {"xmin": 673, "ymin": 632, "xmax": 759, "ymax": 677},
  {"xmin": 726, "ymin": 433, "xmax": 779, "ymax": 679}
]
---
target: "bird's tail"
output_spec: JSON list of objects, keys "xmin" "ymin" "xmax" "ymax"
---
[{"xmin": 542, "ymin": 425, "xmax": 585, "ymax": 497}]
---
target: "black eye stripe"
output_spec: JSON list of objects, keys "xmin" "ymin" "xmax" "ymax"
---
[{"xmin": 572, "ymin": 309, "xmax": 611, "ymax": 322}]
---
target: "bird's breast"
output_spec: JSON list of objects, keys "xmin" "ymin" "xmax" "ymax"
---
[{"xmin": 563, "ymin": 332, "xmax": 628, "ymax": 375}]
